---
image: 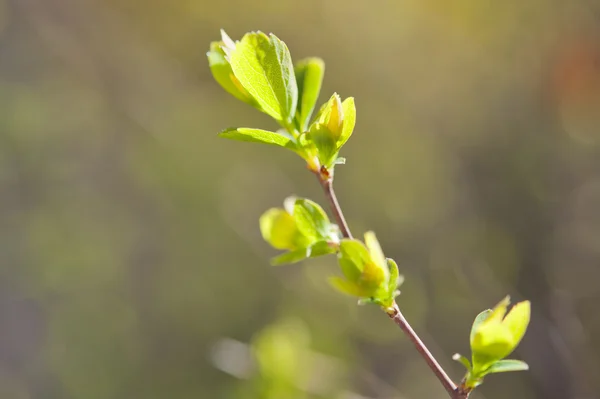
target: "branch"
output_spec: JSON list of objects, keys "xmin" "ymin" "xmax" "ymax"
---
[
  {"xmin": 386, "ymin": 303, "xmax": 470, "ymax": 399},
  {"xmin": 315, "ymin": 168, "xmax": 353, "ymax": 239},
  {"xmin": 315, "ymin": 167, "xmax": 470, "ymax": 399}
]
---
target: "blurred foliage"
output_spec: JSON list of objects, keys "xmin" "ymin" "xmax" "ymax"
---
[{"xmin": 0, "ymin": 0, "xmax": 600, "ymax": 398}]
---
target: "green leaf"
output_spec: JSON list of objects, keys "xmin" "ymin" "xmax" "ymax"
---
[
  {"xmin": 219, "ymin": 128, "xmax": 294, "ymax": 148},
  {"xmin": 337, "ymin": 97, "xmax": 356, "ymax": 148},
  {"xmin": 483, "ymin": 359, "xmax": 529, "ymax": 374},
  {"xmin": 260, "ymin": 208, "xmax": 306, "ymax": 250},
  {"xmin": 309, "ymin": 125, "xmax": 338, "ymax": 168},
  {"xmin": 359, "ymin": 261, "xmax": 387, "ymax": 298},
  {"xmin": 328, "ymin": 276, "xmax": 369, "ymax": 297},
  {"xmin": 207, "ymin": 35, "xmax": 258, "ymax": 107},
  {"xmin": 306, "ymin": 95, "xmax": 355, "ymax": 168},
  {"xmin": 501, "ymin": 301, "xmax": 531, "ymax": 349},
  {"xmin": 333, "ymin": 239, "xmax": 394, "ymax": 303},
  {"xmin": 470, "ymin": 309, "xmax": 492, "ymax": 345},
  {"xmin": 271, "ymin": 240, "xmax": 336, "ymax": 266},
  {"xmin": 338, "ymin": 258, "xmax": 362, "ymax": 283},
  {"xmin": 229, "ymin": 32, "xmax": 298, "ymax": 125},
  {"xmin": 271, "ymin": 248, "xmax": 310, "ymax": 266},
  {"xmin": 471, "ymin": 298, "xmax": 530, "ymax": 362},
  {"xmin": 386, "ymin": 258, "xmax": 403, "ymax": 296},
  {"xmin": 452, "ymin": 353, "xmax": 472, "ymax": 371},
  {"xmin": 292, "ymin": 198, "xmax": 331, "ymax": 239},
  {"xmin": 295, "ymin": 57, "xmax": 325, "ymax": 131},
  {"xmin": 339, "ymin": 239, "xmax": 371, "ymax": 275},
  {"xmin": 338, "ymin": 238, "xmax": 386, "ymax": 294},
  {"xmin": 309, "ymin": 241, "xmax": 338, "ymax": 257},
  {"xmin": 308, "ymin": 94, "xmax": 346, "ymax": 167},
  {"xmin": 364, "ymin": 231, "xmax": 386, "ymax": 271}
]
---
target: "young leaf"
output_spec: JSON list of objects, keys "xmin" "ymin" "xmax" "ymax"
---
[
  {"xmin": 337, "ymin": 97, "xmax": 356, "ymax": 148},
  {"xmin": 313, "ymin": 94, "xmax": 344, "ymax": 137},
  {"xmin": 359, "ymin": 261, "xmax": 387, "ymax": 297},
  {"xmin": 308, "ymin": 94, "xmax": 344, "ymax": 167},
  {"xmin": 338, "ymin": 238, "xmax": 386, "ymax": 296},
  {"xmin": 364, "ymin": 232, "xmax": 386, "ymax": 271},
  {"xmin": 328, "ymin": 276, "xmax": 369, "ymax": 297},
  {"xmin": 471, "ymin": 298, "xmax": 530, "ymax": 361},
  {"xmin": 483, "ymin": 359, "xmax": 529, "ymax": 374},
  {"xmin": 229, "ymin": 32, "xmax": 298, "ymax": 125},
  {"xmin": 260, "ymin": 208, "xmax": 304, "ymax": 250},
  {"xmin": 386, "ymin": 258, "xmax": 402, "ymax": 296},
  {"xmin": 292, "ymin": 198, "xmax": 331, "ymax": 239},
  {"xmin": 295, "ymin": 57, "xmax": 325, "ymax": 131},
  {"xmin": 339, "ymin": 239, "xmax": 371, "ymax": 273},
  {"xmin": 271, "ymin": 248, "xmax": 310, "ymax": 266},
  {"xmin": 309, "ymin": 124, "xmax": 338, "ymax": 168},
  {"xmin": 219, "ymin": 128, "xmax": 294, "ymax": 148},
  {"xmin": 306, "ymin": 94, "xmax": 355, "ymax": 168},
  {"xmin": 338, "ymin": 257, "xmax": 362, "ymax": 283},
  {"xmin": 207, "ymin": 41, "xmax": 258, "ymax": 107},
  {"xmin": 470, "ymin": 309, "xmax": 492, "ymax": 345},
  {"xmin": 308, "ymin": 240, "xmax": 337, "ymax": 257},
  {"xmin": 500, "ymin": 300, "xmax": 531, "ymax": 349}
]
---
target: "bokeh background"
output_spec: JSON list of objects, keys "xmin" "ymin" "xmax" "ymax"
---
[{"xmin": 1, "ymin": 0, "xmax": 600, "ymax": 398}]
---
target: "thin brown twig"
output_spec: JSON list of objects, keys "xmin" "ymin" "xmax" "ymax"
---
[
  {"xmin": 386, "ymin": 303, "xmax": 470, "ymax": 399},
  {"xmin": 315, "ymin": 166, "xmax": 470, "ymax": 399},
  {"xmin": 315, "ymin": 168, "xmax": 353, "ymax": 239}
]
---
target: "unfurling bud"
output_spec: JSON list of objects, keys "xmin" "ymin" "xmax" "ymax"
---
[
  {"xmin": 453, "ymin": 296, "xmax": 531, "ymax": 389},
  {"xmin": 329, "ymin": 232, "xmax": 402, "ymax": 308},
  {"xmin": 323, "ymin": 93, "xmax": 344, "ymax": 139},
  {"xmin": 471, "ymin": 297, "xmax": 531, "ymax": 362},
  {"xmin": 307, "ymin": 94, "xmax": 356, "ymax": 168}
]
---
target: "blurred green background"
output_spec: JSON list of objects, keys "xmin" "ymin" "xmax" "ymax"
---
[{"xmin": 1, "ymin": 0, "xmax": 600, "ymax": 398}]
